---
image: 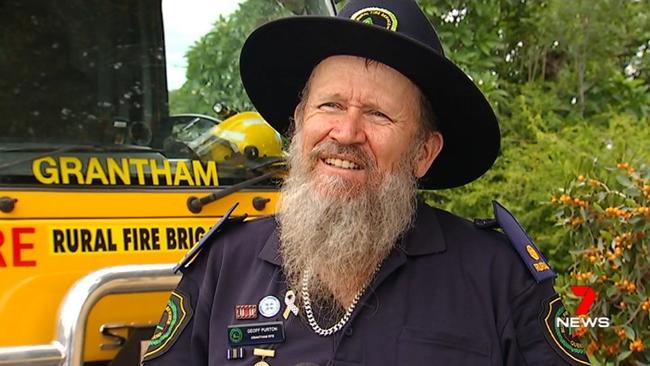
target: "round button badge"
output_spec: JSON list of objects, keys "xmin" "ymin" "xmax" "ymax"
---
[{"xmin": 258, "ymin": 295, "xmax": 281, "ymax": 318}]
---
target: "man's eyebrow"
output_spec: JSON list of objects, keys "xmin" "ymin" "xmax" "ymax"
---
[
  {"xmin": 311, "ymin": 92, "xmax": 385, "ymax": 110},
  {"xmin": 311, "ymin": 92, "xmax": 346, "ymax": 101}
]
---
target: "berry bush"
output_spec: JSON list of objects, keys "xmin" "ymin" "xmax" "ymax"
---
[{"xmin": 552, "ymin": 162, "xmax": 649, "ymax": 365}]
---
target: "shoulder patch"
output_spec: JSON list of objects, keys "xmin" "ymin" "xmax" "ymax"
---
[
  {"xmin": 539, "ymin": 293, "xmax": 591, "ymax": 365},
  {"xmin": 489, "ymin": 200, "xmax": 556, "ymax": 282},
  {"xmin": 143, "ymin": 289, "xmax": 193, "ymax": 361},
  {"xmin": 173, "ymin": 202, "xmax": 247, "ymax": 273}
]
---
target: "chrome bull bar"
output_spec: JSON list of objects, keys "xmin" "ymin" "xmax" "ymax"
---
[{"xmin": 0, "ymin": 264, "xmax": 180, "ymax": 366}]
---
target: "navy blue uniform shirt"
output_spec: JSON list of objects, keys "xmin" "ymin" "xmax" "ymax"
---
[{"xmin": 142, "ymin": 201, "xmax": 589, "ymax": 365}]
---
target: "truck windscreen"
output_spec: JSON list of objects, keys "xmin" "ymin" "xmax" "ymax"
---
[{"xmin": 0, "ymin": 0, "xmax": 305, "ymax": 187}]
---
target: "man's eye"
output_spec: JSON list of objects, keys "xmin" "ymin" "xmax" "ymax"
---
[
  {"xmin": 319, "ymin": 102, "xmax": 343, "ymax": 110},
  {"xmin": 369, "ymin": 110, "xmax": 391, "ymax": 120}
]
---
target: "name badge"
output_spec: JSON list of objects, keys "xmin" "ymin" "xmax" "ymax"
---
[{"xmin": 227, "ymin": 321, "xmax": 285, "ymax": 347}]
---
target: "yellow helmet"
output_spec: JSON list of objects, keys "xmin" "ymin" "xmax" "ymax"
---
[{"xmin": 189, "ymin": 111, "xmax": 283, "ymax": 163}]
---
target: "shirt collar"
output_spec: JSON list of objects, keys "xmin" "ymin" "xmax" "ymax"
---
[
  {"xmin": 398, "ymin": 199, "xmax": 447, "ymax": 255},
  {"xmin": 257, "ymin": 199, "xmax": 447, "ymax": 266}
]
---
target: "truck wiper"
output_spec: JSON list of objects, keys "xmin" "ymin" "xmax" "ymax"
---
[
  {"xmin": 0, "ymin": 144, "xmax": 161, "ymax": 172},
  {"xmin": 187, "ymin": 163, "xmax": 286, "ymax": 214}
]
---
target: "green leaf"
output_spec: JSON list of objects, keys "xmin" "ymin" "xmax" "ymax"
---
[
  {"xmin": 587, "ymin": 353, "xmax": 602, "ymax": 366},
  {"xmin": 478, "ymin": 42, "xmax": 491, "ymax": 56},
  {"xmin": 616, "ymin": 174, "xmax": 633, "ymax": 188},
  {"xmin": 598, "ymin": 230, "xmax": 612, "ymax": 241},
  {"xmin": 623, "ymin": 325, "xmax": 635, "ymax": 340},
  {"xmin": 605, "ymin": 285, "xmax": 618, "ymax": 297},
  {"xmin": 616, "ymin": 350, "xmax": 632, "ymax": 361},
  {"xmin": 597, "ymin": 192, "xmax": 608, "ymax": 202},
  {"xmin": 629, "ymin": 216, "xmax": 643, "ymax": 225},
  {"xmin": 592, "ymin": 202, "xmax": 604, "ymax": 213}
]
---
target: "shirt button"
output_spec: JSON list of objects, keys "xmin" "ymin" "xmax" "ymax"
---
[{"xmin": 344, "ymin": 327, "xmax": 353, "ymax": 336}]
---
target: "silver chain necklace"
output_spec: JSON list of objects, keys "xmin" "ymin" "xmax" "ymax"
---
[{"xmin": 301, "ymin": 265, "xmax": 381, "ymax": 336}]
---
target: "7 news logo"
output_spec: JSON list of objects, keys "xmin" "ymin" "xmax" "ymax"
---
[{"xmin": 555, "ymin": 286, "xmax": 611, "ymax": 329}]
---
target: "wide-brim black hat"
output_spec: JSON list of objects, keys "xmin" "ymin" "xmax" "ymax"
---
[{"xmin": 240, "ymin": 0, "xmax": 500, "ymax": 189}]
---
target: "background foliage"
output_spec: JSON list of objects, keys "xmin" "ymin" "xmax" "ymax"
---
[{"xmin": 170, "ymin": 1, "xmax": 650, "ymax": 363}]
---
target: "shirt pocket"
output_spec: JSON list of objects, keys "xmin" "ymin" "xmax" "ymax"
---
[{"xmin": 396, "ymin": 327, "xmax": 492, "ymax": 365}]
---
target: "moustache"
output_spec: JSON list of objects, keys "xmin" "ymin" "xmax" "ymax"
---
[{"xmin": 307, "ymin": 141, "xmax": 376, "ymax": 172}]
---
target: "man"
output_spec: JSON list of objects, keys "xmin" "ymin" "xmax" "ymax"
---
[{"xmin": 143, "ymin": 0, "xmax": 590, "ymax": 365}]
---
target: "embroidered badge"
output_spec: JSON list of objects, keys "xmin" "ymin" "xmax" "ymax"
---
[
  {"xmin": 350, "ymin": 7, "xmax": 398, "ymax": 31},
  {"xmin": 526, "ymin": 244, "xmax": 540, "ymax": 261},
  {"xmin": 540, "ymin": 294, "xmax": 591, "ymax": 365},
  {"xmin": 142, "ymin": 290, "xmax": 193, "ymax": 361}
]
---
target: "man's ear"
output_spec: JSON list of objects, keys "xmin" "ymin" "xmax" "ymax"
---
[{"xmin": 414, "ymin": 132, "xmax": 443, "ymax": 178}]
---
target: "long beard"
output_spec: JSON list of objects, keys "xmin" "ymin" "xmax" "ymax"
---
[{"xmin": 277, "ymin": 131, "xmax": 419, "ymax": 311}]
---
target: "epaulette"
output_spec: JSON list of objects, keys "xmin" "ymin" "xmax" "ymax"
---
[
  {"xmin": 474, "ymin": 200, "xmax": 556, "ymax": 283},
  {"xmin": 173, "ymin": 202, "xmax": 247, "ymax": 273}
]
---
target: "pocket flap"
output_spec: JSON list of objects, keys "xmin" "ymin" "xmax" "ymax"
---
[{"xmin": 399, "ymin": 327, "xmax": 490, "ymax": 356}]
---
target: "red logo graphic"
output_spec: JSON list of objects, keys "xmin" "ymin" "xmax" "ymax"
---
[{"xmin": 571, "ymin": 285, "xmax": 597, "ymax": 315}]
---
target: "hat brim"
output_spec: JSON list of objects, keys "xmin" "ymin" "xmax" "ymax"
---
[{"xmin": 240, "ymin": 16, "xmax": 500, "ymax": 189}]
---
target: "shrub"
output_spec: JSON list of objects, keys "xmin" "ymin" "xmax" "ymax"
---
[{"xmin": 552, "ymin": 162, "xmax": 649, "ymax": 365}]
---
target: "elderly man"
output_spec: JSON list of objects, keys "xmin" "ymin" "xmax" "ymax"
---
[{"xmin": 143, "ymin": 1, "xmax": 590, "ymax": 365}]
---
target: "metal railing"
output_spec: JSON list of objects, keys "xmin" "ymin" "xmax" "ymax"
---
[{"xmin": 0, "ymin": 264, "xmax": 180, "ymax": 366}]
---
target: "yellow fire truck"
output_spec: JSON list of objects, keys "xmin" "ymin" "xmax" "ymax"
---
[{"xmin": 0, "ymin": 1, "xmax": 336, "ymax": 365}]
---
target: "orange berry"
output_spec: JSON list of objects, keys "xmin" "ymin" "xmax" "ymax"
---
[
  {"xmin": 589, "ymin": 255, "xmax": 597, "ymax": 263},
  {"xmin": 571, "ymin": 217, "xmax": 585, "ymax": 226},
  {"xmin": 641, "ymin": 299, "xmax": 650, "ymax": 311},
  {"xmin": 587, "ymin": 341, "xmax": 599, "ymax": 355},
  {"xmin": 606, "ymin": 343, "xmax": 620, "ymax": 354},
  {"xmin": 630, "ymin": 339, "xmax": 645, "ymax": 352},
  {"xmin": 574, "ymin": 326, "xmax": 588, "ymax": 337},
  {"xmin": 560, "ymin": 194, "xmax": 572, "ymax": 204}
]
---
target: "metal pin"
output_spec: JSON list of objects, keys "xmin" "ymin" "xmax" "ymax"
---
[
  {"xmin": 226, "ymin": 347, "xmax": 244, "ymax": 360},
  {"xmin": 283, "ymin": 290, "xmax": 299, "ymax": 319},
  {"xmin": 253, "ymin": 348, "xmax": 275, "ymax": 358}
]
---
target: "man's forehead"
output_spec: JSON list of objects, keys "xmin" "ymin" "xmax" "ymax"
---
[
  {"xmin": 304, "ymin": 55, "xmax": 419, "ymax": 103},
  {"xmin": 310, "ymin": 55, "xmax": 406, "ymax": 80}
]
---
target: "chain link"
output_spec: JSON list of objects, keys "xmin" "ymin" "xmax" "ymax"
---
[{"xmin": 301, "ymin": 265, "xmax": 380, "ymax": 336}]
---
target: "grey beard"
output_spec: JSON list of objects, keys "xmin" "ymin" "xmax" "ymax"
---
[{"xmin": 277, "ymin": 131, "xmax": 419, "ymax": 309}]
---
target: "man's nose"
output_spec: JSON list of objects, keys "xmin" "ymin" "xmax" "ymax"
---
[{"xmin": 328, "ymin": 109, "xmax": 366, "ymax": 145}]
